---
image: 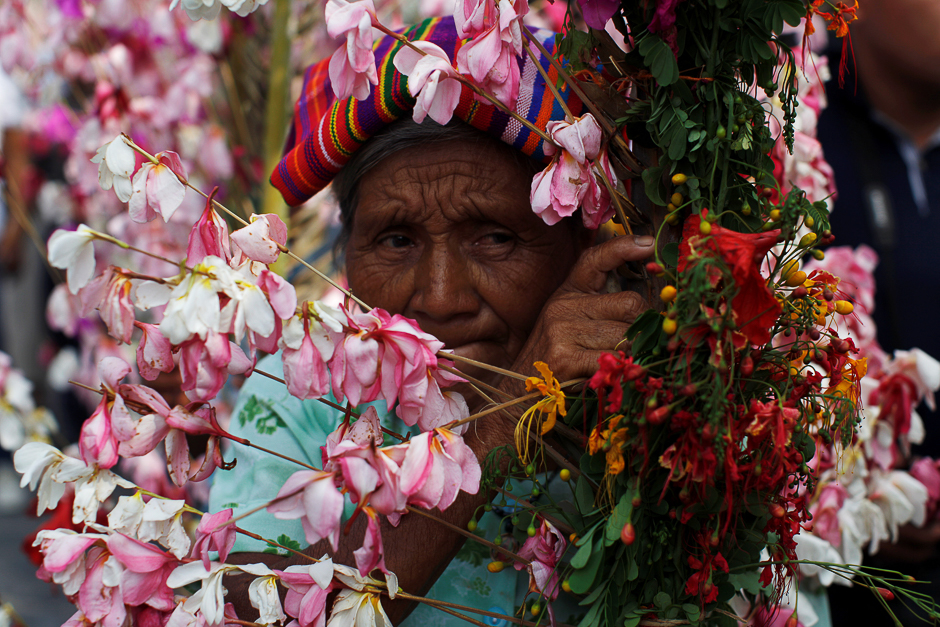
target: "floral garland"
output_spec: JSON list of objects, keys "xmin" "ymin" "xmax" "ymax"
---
[{"xmin": 3, "ymin": 0, "xmax": 940, "ymax": 627}]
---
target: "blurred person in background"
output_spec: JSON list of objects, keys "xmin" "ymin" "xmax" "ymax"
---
[{"xmin": 817, "ymin": 0, "xmax": 940, "ymax": 623}]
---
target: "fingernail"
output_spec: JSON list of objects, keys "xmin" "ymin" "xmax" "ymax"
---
[{"xmin": 633, "ymin": 235, "xmax": 655, "ymax": 247}]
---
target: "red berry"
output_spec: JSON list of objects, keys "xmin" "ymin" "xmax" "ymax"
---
[
  {"xmin": 620, "ymin": 522, "xmax": 636, "ymax": 545},
  {"xmin": 877, "ymin": 588, "xmax": 895, "ymax": 601}
]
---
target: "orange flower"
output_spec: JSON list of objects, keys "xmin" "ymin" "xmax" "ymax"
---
[{"xmin": 821, "ymin": 1, "xmax": 858, "ymax": 39}]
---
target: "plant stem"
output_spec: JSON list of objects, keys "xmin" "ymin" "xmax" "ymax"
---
[{"xmin": 405, "ymin": 506, "xmax": 527, "ymax": 565}]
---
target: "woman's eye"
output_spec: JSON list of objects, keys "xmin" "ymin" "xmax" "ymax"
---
[
  {"xmin": 380, "ymin": 234, "xmax": 413, "ymax": 249},
  {"xmin": 481, "ymin": 232, "xmax": 513, "ymax": 245}
]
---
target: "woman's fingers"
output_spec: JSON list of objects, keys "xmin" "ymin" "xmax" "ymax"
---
[{"xmin": 564, "ymin": 234, "xmax": 655, "ymax": 294}]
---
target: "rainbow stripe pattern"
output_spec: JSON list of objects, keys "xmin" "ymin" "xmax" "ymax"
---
[{"xmin": 271, "ymin": 16, "xmax": 583, "ymax": 206}]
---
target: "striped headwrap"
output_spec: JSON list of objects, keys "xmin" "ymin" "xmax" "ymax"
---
[{"xmin": 271, "ymin": 16, "xmax": 583, "ymax": 207}]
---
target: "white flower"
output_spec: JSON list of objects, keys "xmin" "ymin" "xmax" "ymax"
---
[
  {"xmin": 72, "ymin": 467, "xmax": 135, "ymax": 526},
  {"xmin": 247, "ymin": 566, "xmax": 286, "ymax": 625},
  {"xmin": 167, "ymin": 562, "xmax": 235, "ymax": 626},
  {"xmin": 222, "ymin": 0, "xmax": 270, "ymax": 17},
  {"xmin": 47, "ymin": 225, "xmax": 98, "ymax": 294},
  {"xmin": 328, "ymin": 589, "xmax": 393, "ymax": 627},
  {"xmin": 108, "ymin": 492, "xmax": 146, "ymax": 537},
  {"xmin": 91, "ymin": 136, "xmax": 135, "ymax": 202},
  {"xmin": 171, "ymin": 0, "xmax": 223, "ymax": 22},
  {"xmin": 138, "ymin": 498, "xmax": 190, "ymax": 558},
  {"xmin": 793, "ymin": 532, "xmax": 844, "ymax": 586},
  {"xmin": 14, "ymin": 442, "xmax": 91, "ymax": 515},
  {"xmin": 159, "ymin": 258, "xmax": 232, "ymax": 344}
]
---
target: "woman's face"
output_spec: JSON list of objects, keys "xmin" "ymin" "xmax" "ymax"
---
[{"xmin": 346, "ymin": 138, "xmax": 584, "ymax": 383}]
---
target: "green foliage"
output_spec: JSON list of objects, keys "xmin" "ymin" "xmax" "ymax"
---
[{"xmin": 262, "ymin": 534, "xmax": 302, "ymax": 556}]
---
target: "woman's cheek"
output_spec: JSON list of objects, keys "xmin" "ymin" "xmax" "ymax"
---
[{"xmin": 347, "ymin": 252, "xmax": 415, "ymax": 313}]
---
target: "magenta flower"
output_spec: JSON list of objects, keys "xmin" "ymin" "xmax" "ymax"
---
[
  {"xmin": 78, "ymin": 546, "xmax": 127, "ymax": 627},
  {"xmin": 393, "ymin": 41, "xmax": 463, "ymax": 125},
  {"xmin": 280, "ymin": 303, "xmax": 342, "ymax": 400},
  {"xmin": 454, "ymin": 0, "xmax": 497, "ymax": 37},
  {"xmin": 176, "ymin": 331, "xmax": 253, "ymax": 402},
  {"xmin": 353, "ymin": 509, "xmax": 388, "ymax": 576},
  {"xmin": 514, "ymin": 519, "xmax": 566, "ymax": 623},
  {"xmin": 191, "ymin": 509, "xmax": 237, "ymax": 570},
  {"xmin": 230, "ymin": 213, "xmax": 288, "ymax": 265},
  {"xmin": 325, "ymin": 0, "xmax": 378, "ymax": 101},
  {"xmin": 267, "ymin": 470, "xmax": 345, "ymax": 550},
  {"xmin": 455, "ymin": 24, "xmax": 521, "ymax": 109}
]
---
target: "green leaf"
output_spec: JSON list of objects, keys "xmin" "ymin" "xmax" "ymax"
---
[
  {"xmin": 654, "ymin": 591, "xmax": 671, "ymax": 608},
  {"xmin": 570, "ymin": 532, "xmax": 595, "ymax": 569},
  {"xmin": 627, "ymin": 553, "xmax": 639, "ymax": 581},
  {"xmin": 763, "ymin": 0, "xmax": 806, "ymax": 33},
  {"xmin": 624, "ymin": 617, "xmax": 641, "ymax": 627},
  {"xmin": 667, "ymin": 123, "xmax": 688, "ymax": 160},
  {"xmin": 578, "ymin": 597, "xmax": 604, "ymax": 627},
  {"xmin": 662, "ymin": 242, "xmax": 679, "ymax": 268},
  {"xmin": 642, "ymin": 166, "xmax": 667, "ymax": 206},
  {"xmin": 683, "ymin": 604, "xmax": 701, "ymax": 622},
  {"xmin": 605, "ymin": 492, "xmax": 634, "ymax": 546},
  {"xmin": 575, "ymin": 474, "xmax": 595, "ymax": 515},
  {"xmin": 806, "ymin": 200, "xmax": 832, "ymax": 233},
  {"xmin": 728, "ymin": 569, "xmax": 765, "ymax": 595},
  {"xmin": 578, "ymin": 581, "xmax": 608, "ymax": 606},
  {"xmin": 638, "ymin": 35, "xmax": 679, "ymax": 86},
  {"xmin": 568, "ymin": 544, "xmax": 604, "ymax": 594}
]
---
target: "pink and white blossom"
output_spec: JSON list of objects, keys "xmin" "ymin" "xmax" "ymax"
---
[
  {"xmin": 398, "ymin": 428, "xmax": 480, "ymax": 511},
  {"xmin": 107, "ymin": 532, "xmax": 177, "ymax": 611},
  {"xmin": 325, "ymin": 0, "xmax": 378, "ymax": 101},
  {"xmin": 81, "ymin": 267, "xmax": 136, "ymax": 344},
  {"xmin": 135, "ymin": 322, "xmax": 175, "ymax": 381},
  {"xmin": 247, "ymin": 565, "xmax": 286, "ymax": 625},
  {"xmin": 266, "ymin": 470, "xmax": 345, "ymax": 550},
  {"xmin": 277, "ymin": 558, "xmax": 334, "ymax": 627},
  {"xmin": 137, "ymin": 498, "xmax": 190, "ymax": 559},
  {"xmin": 128, "ymin": 151, "xmax": 188, "ymax": 223},
  {"xmin": 230, "ymin": 213, "xmax": 288, "ymax": 265},
  {"xmin": 191, "ymin": 509, "xmax": 237, "ymax": 570},
  {"xmin": 393, "ymin": 42, "xmax": 463, "ymax": 125}
]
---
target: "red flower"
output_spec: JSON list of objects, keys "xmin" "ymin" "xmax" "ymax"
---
[{"xmin": 679, "ymin": 213, "xmax": 781, "ymax": 346}]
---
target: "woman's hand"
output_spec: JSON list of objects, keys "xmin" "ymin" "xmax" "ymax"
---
[{"xmin": 502, "ymin": 234, "xmax": 654, "ymax": 391}]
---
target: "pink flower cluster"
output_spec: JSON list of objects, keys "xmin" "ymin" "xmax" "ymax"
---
[{"xmin": 270, "ymin": 408, "xmax": 480, "ymax": 577}]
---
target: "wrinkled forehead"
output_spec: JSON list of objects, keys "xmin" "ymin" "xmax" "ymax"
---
[{"xmin": 351, "ymin": 139, "xmax": 542, "ymax": 231}]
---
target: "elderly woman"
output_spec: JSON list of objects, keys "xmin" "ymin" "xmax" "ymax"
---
[{"xmin": 211, "ymin": 17, "xmax": 652, "ymax": 625}]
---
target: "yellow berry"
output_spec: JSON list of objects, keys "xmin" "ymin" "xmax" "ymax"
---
[
  {"xmin": 663, "ymin": 318, "xmax": 678, "ymax": 335},
  {"xmin": 559, "ymin": 468, "xmax": 571, "ymax": 482},
  {"xmin": 769, "ymin": 209, "xmax": 781, "ymax": 221},
  {"xmin": 672, "ymin": 173, "xmax": 688, "ymax": 185},
  {"xmin": 812, "ymin": 249, "xmax": 825, "ymax": 261},
  {"xmin": 665, "ymin": 212, "xmax": 680, "ymax": 225},
  {"xmin": 780, "ymin": 260, "xmax": 799, "ymax": 280},
  {"xmin": 835, "ymin": 300, "xmax": 854, "ymax": 315},
  {"xmin": 805, "ymin": 216, "xmax": 815, "ymax": 228},
  {"xmin": 467, "ymin": 519, "xmax": 477, "ymax": 532},
  {"xmin": 785, "ymin": 270, "xmax": 807, "ymax": 287},
  {"xmin": 799, "ymin": 232, "xmax": 818, "ymax": 248},
  {"xmin": 671, "ymin": 192, "xmax": 683, "ymax": 206},
  {"xmin": 569, "ymin": 533, "xmax": 578, "ymax": 543},
  {"xmin": 487, "ymin": 561, "xmax": 505, "ymax": 573},
  {"xmin": 699, "ymin": 220, "xmax": 712, "ymax": 235},
  {"xmin": 562, "ymin": 580, "xmax": 572, "ymax": 593},
  {"xmin": 660, "ymin": 285, "xmax": 677, "ymax": 303},
  {"xmin": 531, "ymin": 604, "xmax": 541, "ymax": 616}
]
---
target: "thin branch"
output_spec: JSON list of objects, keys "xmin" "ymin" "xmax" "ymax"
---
[{"xmin": 405, "ymin": 506, "xmax": 527, "ymax": 565}]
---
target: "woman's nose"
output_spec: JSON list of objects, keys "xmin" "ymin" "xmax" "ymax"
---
[{"xmin": 409, "ymin": 242, "xmax": 480, "ymax": 323}]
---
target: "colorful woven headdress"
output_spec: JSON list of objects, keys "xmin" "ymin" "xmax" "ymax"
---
[{"xmin": 270, "ymin": 16, "xmax": 584, "ymax": 207}]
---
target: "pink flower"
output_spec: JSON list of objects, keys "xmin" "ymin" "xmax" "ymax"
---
[
  {"xmin": 808, "ymin": 482, "xmax": 847, "ymax": 547},
  {"xmin": 135, "ymin": 322, "xmax": 175, "ymax": 381},
  {"xmin": 323, "ymin": 406, "xmax": 385, "ymax": 465},
  {"xmin": 112, "ymin": 383, "xmax": 172, "ymax": 459},
  {"xmin": 191, "ymin": 509, "xmax": 237, "ymax": 570},
  {"xmin": 393, "ymin": 42, "xmax": 463, "ymax": 125},
  {"xmin": 353, "ymin": 509, "xmax": 387, "ymax": 576},
  {"xmin": 107, "ymin": 533, "xmax": 177, "ymax": 612},
  {"xmin": 162, "ymin": 404, "xmax": 233, "ymax": 486},
  {"xmin": 454, "ymin": 0, "xmax": 497, "ymax": 38},
  {"xmin": 455, "ymin": 24, "xmax": 521, "ymax": 109},
  {"xmin": 177, "ymin": 331, "xmax": 253, "ymax": 402},
  {"xmin": 280, "ymin": 303, "xmax": 342, "ymax": 400},
  {"xmin": 530, "ymin": 114, "xmax": 615, "ymax": 228},
  {"xmin": 325, "ymin": 0, "xmax": 378, "ymax": 101},
  {"xmin": 396, "ymin": 366, "xmax": 469, "ymax": 432},
  {"xmin": 81, "ymin": 267, "xmax": 136, "ymax": 344},
  {"xmin": 128, "ymin": 151, "xmax": 188, "ymax": 223},
  {"xmin": 230, "ymin": 213, "xmax": 288, "ymax": 265},
  {"xmin": 267, "ymin": 470, "xmax": 345, "ymax": 550},
  {"xmin": 398, "ymin": 428, "xmax": 480, "ymax": 511},
  {"xmin": 277, "ymin": 559, "xmax": 335, "ymax": 627},
  {"xmin": 187, "ymin": 190, "xmax": 232, "ymax": 265},
  {"xmin": 79, "ymin": 357, "xmax": 133, "ymax": 468},
  {"xmin": 34, "ymin": 529, "xmax": 108, "ymax": 597},
  {"xmin": 250, "ymin": 269, "xmax": 298, "ymax": 354},
  {"xmin": 577, "ymin": 0, "xmax": 620, "ymax": 29},
  {"xmin": 515, "ymin": 519, "xmax": 565, "ymax": 617}
]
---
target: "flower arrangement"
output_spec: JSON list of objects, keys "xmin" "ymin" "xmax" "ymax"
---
[{"xmin": 4, "ymin": 0, "xmax": 940, "ymax": 627}]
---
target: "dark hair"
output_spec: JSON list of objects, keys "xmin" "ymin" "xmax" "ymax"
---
[{"xmin": 331, "ymin": 118, "xmax": 543, "ymax": 253}]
